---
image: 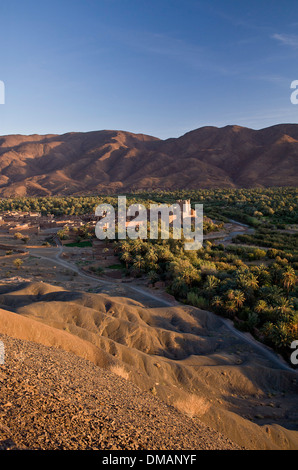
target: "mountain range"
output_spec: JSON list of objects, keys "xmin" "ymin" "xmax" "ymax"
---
[{"xmin": 0, "ymin": 123, "xmax": 297, "ymax": 196}]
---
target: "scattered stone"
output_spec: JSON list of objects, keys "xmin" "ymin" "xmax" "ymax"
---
[{"xmin": 0, "ymin": 334, "xmax": 239, "ymax": 451}]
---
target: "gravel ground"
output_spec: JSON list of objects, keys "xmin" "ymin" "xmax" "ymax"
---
[{"xmin": 0, "ymin": 334, "xmax": 240, "ymax": 450}]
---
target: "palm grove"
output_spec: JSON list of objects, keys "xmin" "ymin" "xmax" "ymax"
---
[{"xmin": 1, "ymin": 187, "xmax": 297, "ymax": 363}]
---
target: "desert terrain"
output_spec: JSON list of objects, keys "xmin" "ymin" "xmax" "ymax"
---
[
  {"xmin": 0, "ymin": 193, "xmax": 297, "ymax": 451},
  {"xmin": 0, "ymin": 334, "xmax": 239, "ymax": 450},
  {"xmin": 0, "ymin": 277, "xmax": 297, "ymax": 450},
  {"xmin": 0, "ymin": 228, "xmax": 297, "ymax": 450},
  {"xmin": 0, "ymin": 124, "xmax": 298, "ymax": 197},
  {"xmin": 2, "ymin": 0, "xmax": 298, "ymax": 454}
]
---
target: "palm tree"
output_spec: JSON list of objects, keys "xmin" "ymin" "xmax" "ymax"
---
[
  {"xmin": 255, "ymin": 300, "xmax": 269, "ymax": 314},
  {"xmin": 181, "ymin": 265, "xmax": 200, "ymax": 286},
  {"xmin": 292, "ymin": 312, "xmax": 298, "ymax": 335},
  {"xmin": 148, "ymin": 270, "xmax": 159, "ymax": 284},
  {"xmin": 145, "ymin": 248, "xmax": 158, "ymax": 267},
  {"xmin": 132, "ymin": 239, "xmax": 144, "ymax": 254},
  {"xmin": 233, "ymin": 290, "xmax": 246, "ymax": 308},
  {"xmin": 240, "ymin": 273, "xmax": 259, "ymax": 290},
  {"xmin": 247, "ymin": 312, "xmax": 259, "ymax": 329},
  {"xmin": 262, "ymin": 285, "xmax": 284, "ymax": 305},
  {"xmin": 254, "ymin": 265, "xmax": 271, "ymax": 285},
  {"xmin": 271, "ymin": 263, "xmax": 283, "ymax": 284},
  {"xmin": 120, "ymin": 241, "xmax": 132, "ymax": 253},
  {"xmin": 281, "ymin": 267, "xmax": 297, "ymax": 297},
  {"xmin": 226, "ymin": 289, "xmax": 235, "ymax": 301},
  {"xmin": 224, "ymin": 300, "xmax": 238, "ymax": 316},
  {"xmin": 121, "ymin": 251, "xmax": 132, "ymax": 269},
  {"xmin": 204, "ymin": 275, "xmax": 219, "ymax": 295},
  {"xmin": 270, "ymin": 322, "xmax": 292, "ymax": 349},
  {"xmin": 211, "ymin": 296, "xmax": 223, "ymax": 310},
  {"xmin": 132, "ymin": 255, "xmax": 145, "ymax": 273},
  {"xmin": 157, "ymin": 246, "xmax": 173, "ymax": 262},
  {"xmin": 275, "ymin": 297, "xmax": 295, "ymax": 322}
]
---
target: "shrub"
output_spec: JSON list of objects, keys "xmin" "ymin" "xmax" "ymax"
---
[
  {"xmin": 186, "ymin": 292, "xmax": 208, "ymax": 309},
  {"xmin": 13, "ymin": 258, "xmax": 23, "ymax": 270},
  {"xmin": 14, "ymin": 232, "xmax": 23, "ymax": 240},
  {"xmin": 174, "ymin": 394, "xmax": 210, "ymax": 418}
]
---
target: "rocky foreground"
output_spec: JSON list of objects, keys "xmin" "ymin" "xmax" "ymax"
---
[{"xmin": 0, "ymin": 334, "xmax": 239, "ymax": 450}]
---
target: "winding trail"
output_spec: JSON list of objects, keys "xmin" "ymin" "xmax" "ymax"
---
[{"xmin": 28, "ymin": 243, "xmax": 297, "ymax": 374}]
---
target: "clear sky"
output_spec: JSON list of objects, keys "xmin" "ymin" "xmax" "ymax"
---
[{"xmin": 1, "ymin": 0, "xmax": 298, "ymax": 139}]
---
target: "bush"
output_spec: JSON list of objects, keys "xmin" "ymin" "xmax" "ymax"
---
[
  {"xmin": 13, "ymin": 258, "xmax": 23, "ymax": 270},
  {"xmin": 186, "ymin": 292, "xmax": 208, "ymax": 309},
  {"xmin": 174, "ymin": 394, "xmax": 210, "ymax": 418},
  {"xmin": 14, "ymin": 232, "xmax": 23, "ymax": 240}
]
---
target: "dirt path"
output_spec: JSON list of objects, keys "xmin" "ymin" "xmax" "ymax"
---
[{"xmin": 28, "ymin": 245, "xmax": 297, "ymax": 375}]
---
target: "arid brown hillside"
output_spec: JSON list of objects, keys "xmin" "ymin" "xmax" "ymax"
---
[
  {"xmin": 0, "ymin": 334, "xmax": 239, "ymax": 450},
  {"xmin": 0, "ymin": 124, "xmax": 297, "ymax": 196},
  {"xmin": 0, "ymin": 281, "xmax": 298, "ymax": 450}
]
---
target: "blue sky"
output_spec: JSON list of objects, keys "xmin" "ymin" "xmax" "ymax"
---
[{"xmin": 1, "ymin": 0, "xmax": 298, "ymax": 138}]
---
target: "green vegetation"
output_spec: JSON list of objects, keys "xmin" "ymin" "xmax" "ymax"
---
[
  {"xmin": 57, "ymin": 224, "xmax": 94, "ymax": 245},
  {"xmin": 234, "ymin": 229, "xmax": 298, "ymax": 253},
  {"xmin": 0, "ymin": 187, "xmax": 296, "ymax": 221},
  {"xmin": 113, "ymin": 187, "xmax": 297, "ymax": 364},
  {"xmin": 13, "ymin": 258, "xmax": 23, "ymax": 270},
  {"xmin": 114, "ymin": 237, "xmax": 297, "ymax": 363},
  {"xmin": 0, "ymin": 195, "xmax": 156, "ymax": 216},
  {"xmin": 14, "ymin": 232, "xmax": 24, "ymax": 240},
  {"xmin": 1, "ymin": 187, "xmax": 297, "ymax": 363},
  {"xmin": 65, "ymin": 241, "xmax": 92, "ymax": 248},
  {"xmin": 107, "ymin": 264, "xmax": 124, "ymax": 270}
]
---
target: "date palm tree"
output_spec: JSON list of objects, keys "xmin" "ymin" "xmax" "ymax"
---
[
  {"xmin": 255, "ymin": 300, "xmax": 269, "ymax": 314},
  {"xmin": 224, "ymin": 300, "xmax": 238, "ymax": 316},
  {"xmin": 204, "ymin": 275, "xmax": 219, "ymax": 296},
  {"xmin": 132, "ymin": 255, "xmax": 145, "ymax": 273},
  {"xmin": 121, "ymin": 251, "xmax": 132, "ymax": 269},
  {"xmin": 145, "ymin": 248, "xmax": 158, "ymax": 267},
  {"xmin": 233, "ymin": 290, "xmax": 246, "ymax": 308},
  {"xmin": 132, "ymin": 239, "xmax": 144, "ymax": 254},
  {"xmin": 275, "ymin": 297, "xmax": 295, "ymax": 322},
  {"xmin": 211, "ymin": 296, "xmax": 223, "ymax": 310},
  {"xmin": 120, "ymin": 241, "xmax": 132, "ymax": 254},
  {"xmin": 281, "ymin": 267, "xmax": 297, "ymax": 297},
  {"xmin": 237, "ymin": 273, "xmax": 259, "ymax": 291}
]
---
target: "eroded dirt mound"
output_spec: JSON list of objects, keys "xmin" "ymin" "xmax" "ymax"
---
[{"xmin": 0, "ymin": 281, "xmax": 297, "ymax": 449}]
